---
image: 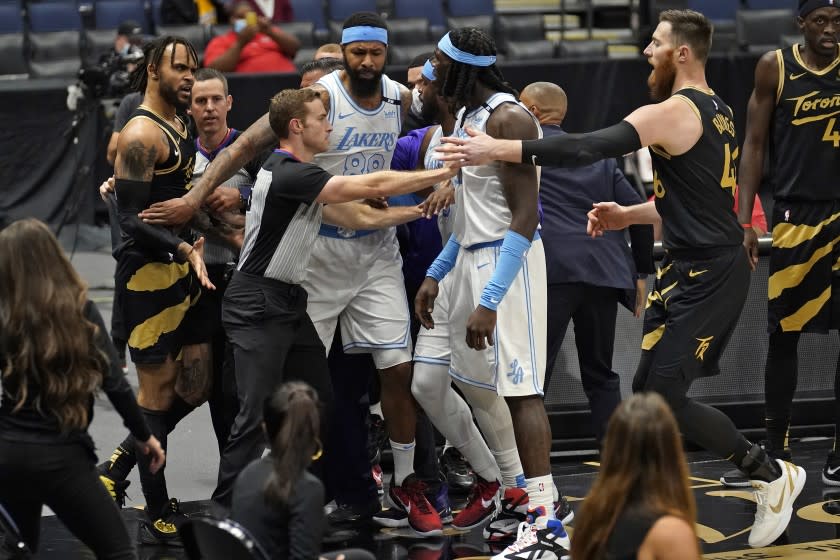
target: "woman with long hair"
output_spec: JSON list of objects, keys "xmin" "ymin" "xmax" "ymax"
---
[
  {"xmin": 571, "ymin": 393, "xmax": 700, "ymax": 560},
  {"xmin": 0, "ymin": 218, "xmax": 164, "ymax": 558}
]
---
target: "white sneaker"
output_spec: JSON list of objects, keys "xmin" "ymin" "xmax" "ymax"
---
[
  {"xmin": 748, "ymin": 459, "xmax": 806, "ymax": 548},
  {"xmin": 490, "ymin": 515, "xmax": 570, "ymax": 560}
]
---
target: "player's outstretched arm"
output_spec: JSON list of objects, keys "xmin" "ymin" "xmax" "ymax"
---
[
  {"xmin": 587, "ymin": 200, "xmax": 660, "ymax": 237},
  {"xmin": 316, "ymin": 165, "xmax": 458, "ymax": 204},
  {"xmin": 322, "ymin": 201, "xmax": 423, "ymax": 230}
]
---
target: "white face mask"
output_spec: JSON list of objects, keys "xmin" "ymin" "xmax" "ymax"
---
[
  {"xmin": 233, "ymin": 19, "xmax": 247, "ymax": 33},
  {"xmin": 410, "ymin": 87, "xmax": 423, "ymax": 115}
]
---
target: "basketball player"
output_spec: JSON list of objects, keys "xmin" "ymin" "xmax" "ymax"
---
[
  {"xmin": 438, "ymin": 10, "xmax": 806, "ymax": 550},
  {"xmin": 109, "ymin": 36, "xmax": 214, "ymax": 545},
  {"xmin": 722, "ymin": 0, "xmax": 840, "ymax": 488},
  {"xmin": 414, "ymin": 28, "xmax": 571, "ymax": 558}
]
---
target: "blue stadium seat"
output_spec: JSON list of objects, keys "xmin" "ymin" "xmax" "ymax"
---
[
  {"xmin": 290, "ymin": 0, "xmax": 326, "ymax": 32},
  {"xmin": 94, "ymin": 0, "xmax": 147, "ymax": 31},
  {"xmin": 0, "ymin": 4, "xmax": 23, "ymax": 33},
  {"xmin": 327, "ymin": 0, "xmax": 376, "ymax": 22},
  {"xmin": 748, "ymin": 0, "xmax": 796, "ymax": 10},
  {"xmin": 28, "ymin": 2, "xmax": 83, "ymax": 32},
  {"xmin": 687, "ymin": 0, "xmax": 736, "ymax": 21},
  {"xmin": 392, "ymin": 0, "xmax": 445, "ymax": 31},
  {"xmin": 446, "ymin": 0, "xmax": 494, "ymax": 17}
]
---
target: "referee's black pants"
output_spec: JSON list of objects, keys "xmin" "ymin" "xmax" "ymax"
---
[
  {"xmin": 213, "ymin": 271, "xmax": 333, "ymax": 507},
  {"xmin": 544, "ymin": 283, "xmax": 622, "ymax": 445}
]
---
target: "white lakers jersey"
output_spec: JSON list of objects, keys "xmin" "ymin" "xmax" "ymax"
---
[
  {"xmin": 423, "ymin": 125, "xmax": 456, "ymax": 241},
  {"xmin": 451, "ymin": 93, "xmax": 541, "ymax": 247}
]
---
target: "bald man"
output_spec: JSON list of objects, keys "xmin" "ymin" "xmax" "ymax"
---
[{"xmin": 522, "ymin": 81, "xmax": 654, "ymax": 444}]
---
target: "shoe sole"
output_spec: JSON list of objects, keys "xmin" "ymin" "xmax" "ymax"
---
[
  {"xmin": 822, "ymin": 473, "xmax": 840, "ymax": 486},
  {"xmin": 749, "ymin": 465, "xmax": 806, "ymax": 548},
  {"xmin": 409, "ymin": 526, "xmax": 444, "ymax": 537},
  {"xmin": 373, "ymin": 516, "xmax": 409, "ymax": 528},
  {"xmin": 137, "ymin": 523, "xmax": 184, "ymax": 548},
  {"xmin": 719, "ymin": 477, "xmax": 751, "ymax": 488},
  {"xmin": 452, "ymin": 507, "xmax": 498, "ymax": 531}
]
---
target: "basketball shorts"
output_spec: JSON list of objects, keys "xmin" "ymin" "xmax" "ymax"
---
[
  {"xmin": 768, "ymin": 199, "xmax": 840, "ymax": 334},
  {"xmin": 303, "ymin": 229, "xmax": 412, "ymax": 369},
  {"xmin": 447, "ymin": 238, "xmax": 547, "ymax": 397},
  {"xmin": 640, "ymin": 245, "xmax": 749, "ymax": 380},
  {"xmin": 115, "ymin": 246, "xmax": 202, "ymax": 365},
  {"xmin": 414, "ymin": 274, "xmax": 452, "ymax": 366}
]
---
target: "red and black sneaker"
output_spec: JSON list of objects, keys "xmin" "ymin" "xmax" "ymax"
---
[
  {"xmin": 388, "ymin": 474, "xmax": 443, "ymax": 536},
  {"xmin": 452, "ymin": 477, "xmax": 500, "ymax": 530},
  {"xmin": 483, "ymin": 487, "xmax": 529, "ymax": 542}
]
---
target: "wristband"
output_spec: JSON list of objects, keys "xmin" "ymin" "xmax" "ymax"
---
[
  {"xmin": 479, "ymin": 230, "xmax": 531, "ymax": 311},
  {"xmin": 741, "ymin": 223, "xmax": 753, "ymax": 229},
  {"xmin": 426, "ymin": 235, "xmax": 461, "ymax": 282}
]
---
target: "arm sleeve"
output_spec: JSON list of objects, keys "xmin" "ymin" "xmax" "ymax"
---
[
  {"xmin": 271, "ymin": 161, "xmax": 332, "ymax": 205},
  {"xmin": 628, "ymin": 225, "xmax": 655, "ymax": 275},
  {"xmin": 480, "ymin": 230, "xmax": 530, "ymax": 311},
  {"xmin": 85, "ymin": 301, "xmax": 151, "ymax": 442},
  {"xmin": 426, "ymin": 234, "xmax": 461, "ymax": 282},
  {"xmin": 287, "ymin": 477, "xmax": 325, "ymax": 560},
  {"xmin": 115, "ymin": 178, "xmax": 186, "ymax": 256},
  {"xmin": 522, "ymin": 121, "xmax": 642, "ymax": 168},
  {"xmin": 391, "ymin": 127, "xmax": 428, "ymax": 171}
]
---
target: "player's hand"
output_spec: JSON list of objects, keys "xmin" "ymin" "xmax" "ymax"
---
[
  {"xmin": 140, "ymin": 197, "xmax": 197, "ymax": 226},
  {"xmin": 137, "ymin": 436, "xmax": 166, "ymax": 474},
  {"xmin": 743, "ymin": 227, "xmax": 759, "ymax": 271},
  {"xmin": 436, "ymin": 127, "xmax": 497, "ymax": 166},
  {"xmin": 421, "ymin": 181, "xmax": 455, "ymax": 219},
  {"xmin": 634, "ymin": 278, "xmax": 647, "ymax": 318},
  {"xmin": 206, "ymin": 186, "xmax": 241, "ymax": 214},
  {"xmin": 99, "ymin": 176, "xmax": 115, "ymax": 202},
  {"xmin": 466, "ymin": 305, "xmax": 496, "ymax": 350},
  {"xmin": 181, "ymin": 238, "xmax": 216, "ymax": 291},
  {"xmin": 415, "ymin": 277, "xmax": 439, "ymax": 329},
  {"xmin": 586, "ymin": 202, "xmax": 628, "ymax": 237}
]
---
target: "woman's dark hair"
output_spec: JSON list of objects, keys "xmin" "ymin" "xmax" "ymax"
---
[
  {"xmin": 438, "ymin": 27, "xmax": 518, "ymax": 115},
  {"xmin": 0, "ymin": 219, "xmax": 106, "ymax": 432},
  {"xmin": 131, "ymin": 35, "xmax": 197, "ymax": 93},
  {"xmin": 263, "ymin": 381, "xmax": 321, "ymax": 505},
  {"xmin": 570, "ymin": 392, "xmax": 698, "ymax": 560}
]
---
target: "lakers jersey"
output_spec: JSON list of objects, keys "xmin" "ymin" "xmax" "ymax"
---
[
  {"xmin": 451, "ymin": 93, "xmax": 541, "ymax": 247},
  {"xmin": 124, "ymin": 105, "xmax": 195, "ymax": 204},
  {"xmin": 771, "ymin": 45, "xmax": 840, "ymax": 201},
  {"xmin": 423, "ymin": 125, "xmax": 455, "ymax": 241},
  {"xmin": 649, "ymin": 88, "xmax": 742, "ymax": 251}
]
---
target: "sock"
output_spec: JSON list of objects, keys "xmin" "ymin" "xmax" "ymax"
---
[
  {"xmin": 493, "ymin": 448, "xmax": 525, "ymax": 489},
  {"xmin": 390, "ymin": 439, "xmax": 416, "ymax": 486},
  {"xmin": 138, "ymin": 407, "xmax": 170, "ymax": 516},
  {"xmin": 739, "ymin": 442, "xmax": 782, "ymax": 483},
  {"xmin": 370, "ymin": 401, "xmax": 383, "ymax": 419},
  {"xmin": 526, "ymin": 474, "xmax": 555, "ymax": 519}
]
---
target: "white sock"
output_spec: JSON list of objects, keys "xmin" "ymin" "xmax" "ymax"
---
[
  {"xmin": 390, "ymin": 439, "xmax": 415, "ymax": 486},
  {"xmin": 526, "ymin": 474, "xmax": 556, "ymax": 519},
  {"xmin": 369, "ymin": 401, "xmax": 383, "ymax": 418}
]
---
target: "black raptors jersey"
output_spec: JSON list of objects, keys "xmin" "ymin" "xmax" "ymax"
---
[
  {"xmin": 125, "ymin": 105, "xmax": 195, "ymax": 204},
  {"xmin": 771, "ymin": 45, "xmax": 840, "ymax": 201},
  {"xmin": 649, "ymin": 87, "xmax": 742, "ymax": 251}
]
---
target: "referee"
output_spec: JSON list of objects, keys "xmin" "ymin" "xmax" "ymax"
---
[{"xmin": 213, "ymin": 87, "xmax": 457, "ymax": 506}]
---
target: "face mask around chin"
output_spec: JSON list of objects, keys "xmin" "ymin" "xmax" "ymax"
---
[
  {"xmin": 410, "ymin": 87, "xmax": 423, "ymax": 115},
  {"xmin": 233, "ymin": 19, "xmax": 247, "ymax": 33}
]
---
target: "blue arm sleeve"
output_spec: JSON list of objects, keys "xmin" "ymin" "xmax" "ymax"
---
[
  {"xmin": 426, "ymin": 234, "xmax": 461, "ymax": 282},
  {"xmin": 480, "ymin": 230, "xmax": 531, "ymax": 311}
]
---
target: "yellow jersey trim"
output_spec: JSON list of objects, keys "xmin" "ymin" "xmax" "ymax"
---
[{"xmin": 791, "ymin": 43, "xmax": 840, "ymax": 77}]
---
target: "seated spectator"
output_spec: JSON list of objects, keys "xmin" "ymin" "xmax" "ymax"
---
[
  {"xmin": 315, "ymin": 43, "xmax": 342, "ymax": 60},
  {"xmin": 205, "ymin": 1, "xmax": 299, "ymax": 73},
  {"xmin": 229, "ymin": 381, "xmax": 372, "ymax": 560},
  {"xmin": 571, "ymin": 393, "xmax": 700, "ymax": 560},
  {"xmin": 299, "ymin": 57, "xmax": 343, "ymax": 88},
  {"xmin": 0, "ymin": 218, "xmax": 165, "ymax": 557},
  {"xmin": 225, "ymin": 0, "xmax": 292, "ymax": 23}
]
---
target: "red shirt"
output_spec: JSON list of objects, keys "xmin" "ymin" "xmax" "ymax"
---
[{"xmin": 204, "ymin": 31, "xmax": 296, "ymax": 73}]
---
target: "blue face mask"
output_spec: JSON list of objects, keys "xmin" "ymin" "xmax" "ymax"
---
[
  {"xmin": 233, "ymin": 19, "xmax": 247, "ymax": 33},
  {"xmin": 119, "ymin": 43, "xmax": 131, "ymax": 56}
]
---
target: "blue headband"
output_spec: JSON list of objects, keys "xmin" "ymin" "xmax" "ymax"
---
[
  {"xmin": 800, "ymin": 0, "xmax": 838, "ymax": 16},
  {"xmin": 421, "ymin": 59, "xmax": 436, "ymax": 81},
  {"xmin": 341, "ymin": 26, "xmax": 388, "ymax": 45},
  {"xmin": 437, "ymin": 32, "xmax": 496, "ymax": 67}
]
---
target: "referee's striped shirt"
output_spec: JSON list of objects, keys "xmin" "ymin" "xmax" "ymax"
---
[{"xmin": 237, "ymin": 150, "xmax": 331, "ymax": 284}]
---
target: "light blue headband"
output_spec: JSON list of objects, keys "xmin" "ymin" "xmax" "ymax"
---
[
  {"xmin": 421, "ymin": 59, "xmax": 436, "ymax": 81},
  {"xmin": 341, "ymin": 26, "xmax": 388, "ymax": 45},
  {"xmin": 437, "ymin": 32, "xmax": 496, "ymax": 67}
]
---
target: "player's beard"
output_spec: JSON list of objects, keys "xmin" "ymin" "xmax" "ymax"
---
[
  {"xmin": 346, "ymin": 65, "xmax": 383, "ymax": 97},
  {"xmin": 648, "ymin": 52, "xmax": 676, "ymax": 102},
  {"xmin": 160, "ymin": 79, "xmax": 188, "ymax": 111}
]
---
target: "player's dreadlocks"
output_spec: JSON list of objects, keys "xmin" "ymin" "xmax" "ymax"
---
[
  {"xmin": 438, "ymin": 27, "xmax": 518, "ymax": 116},
  {"xmin": 131, "ymin": 35, "xmax": 198, "ymax": 93}
]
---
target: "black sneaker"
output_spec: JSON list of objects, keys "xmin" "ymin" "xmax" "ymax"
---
[
  {"xmin": 367, "ymin": 414, "xmax": 388, "ymax": 466},
  {"xmin": 326, "ymin": 499, "xmax": 381, "ymax": 525},
  {"xmin": 98, "ymin": 472, "xmax": 130, "ymax": 508},
  {"xmin": 138, "ymin": 498, "xmax": 187, "ymax": 547},
  {"xmin": 823, "ymin": 451, "xmax": 840, "ymax": 486},
  {"xmin": 720, "ymin": 441, "xmax": 791, "ymax": 488},
  {"xmin": 440, "ymin": 447, "xmax": 476, "ymax": 494}
]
